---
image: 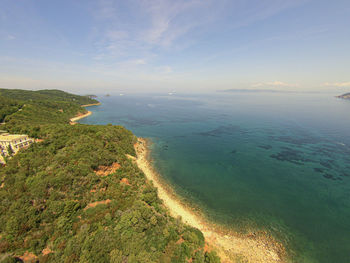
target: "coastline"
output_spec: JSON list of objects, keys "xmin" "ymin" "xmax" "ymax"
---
[
  {"xmin": 69, "ymin": 103, "xmax": 100, "ymax": 124},
  {"xmin": 70, "ymin": 111, "xmax": 92, "ymax": 124},
  {"xmin": 134, "ymin": 138, "xmax": 287, "ymax": 263},
  {"xmin": 80, "ymin": 102, "xmax": 101, "ymax": 107}
]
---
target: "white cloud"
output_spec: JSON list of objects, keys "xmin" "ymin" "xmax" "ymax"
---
[
  {"xmin": 157, "ymin": 65, "xmax": 173, "ymax": 74},
  {"xmin": 91, "ymin": 0, "xmax": 307, "ymax": 68},
  {"xmin": 138, "ymin": 0, "xmax": 204, "ymax": 46},
  {"xmin": 130, "ymin": 59, "xmax": 147, "ymax": 65},
  {"xmin": 252, "ymin": 81, "xmax": 298, "ymax": 88},
  {"xmin": 80, "ymin": 0, "xmax": 312, "ymax": 92},
  {"xmin": 323, "ymin": 82, "xmax": 350, "ymax": 88},
  {"xmin": 92, "ymin": 54, "xmax": 105, "ymax": 61},
  {"xmin": 106, "ymin": 30, "xmax": 129, "ymax": 40},
  {"xmin": 92, "ymin": 0, "xmax": 219, "ymax": 59},
  {"xmin": 95, "ymin": 0, "xmax": 117, "ymax": 19}
]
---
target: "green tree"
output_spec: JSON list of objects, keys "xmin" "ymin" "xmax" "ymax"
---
[
  {"xmin": 7, "ymin": 145, "xmax": 14, "ymax": 156},
  {"xmin": 0, "ymin": 88, "xmax": 221, "ymax": 263}
]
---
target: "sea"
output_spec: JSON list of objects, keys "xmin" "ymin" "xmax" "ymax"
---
[{"xmin": 79, "ymin": 92, "xmax": 350, "ymax": 263}]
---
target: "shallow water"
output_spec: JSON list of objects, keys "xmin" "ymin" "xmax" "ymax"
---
[{"xmin": 80, "ymin": 92, "xmax": 350, "ymax": 263}]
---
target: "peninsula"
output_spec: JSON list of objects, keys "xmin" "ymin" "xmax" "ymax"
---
[
  {"xmin": 336, "ymin": 92, "xmax": 350, "ymax": 99},
  {"xmin": 0, "ymin": 89, "xmax": 221, "ymax": 263}
]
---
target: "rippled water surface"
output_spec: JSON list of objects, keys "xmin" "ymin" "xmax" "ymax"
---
[{"xmin": 80, "ymin": 92, "xmax": 350, "ymax": 263}]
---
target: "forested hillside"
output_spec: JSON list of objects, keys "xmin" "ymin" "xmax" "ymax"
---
[
  {"xmin": 0, "ymin": 89, "xmax": 97, "ymax": 138},
  {"xmin": 0, "ymin": 89, "xmax": 220, "ymax": 263},
  {"xmin": 0, "ymin": 89, "xmax": 98, "ymax": 105},
  {"xmin": 0, "ymin": 97, "xmax": 22, "ymax": 123}
]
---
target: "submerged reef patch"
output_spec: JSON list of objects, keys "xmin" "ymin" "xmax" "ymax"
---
[
  {"xmin": 197, "ymin": 125, "xmax": 247, "ymax": 137},
  {"xmin": 259, "ymin": 145, "xmax": 272, "ymax": 150},
  {"xmin": 270, "ymin": 147, "xmax": 314, "ymax": 165},
  {"xmin": 314, "ymin": 168, "xmax": 324, "ymax": 173},
  {"xmin": 322, "ymin": 174, "xmax": 343, "ymax": 181},
  {"xmin": 319, "ymin": 160, "xmax": 334, "ymax": 169}
]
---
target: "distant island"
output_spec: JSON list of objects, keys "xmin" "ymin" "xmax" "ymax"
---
[
  {"xmin": 217, "ymin": 88, "xmax": 290, "ymax": 93},
  {"xmin": 336, "ymin": 92, "xmax": 350, "ymax": 99}
]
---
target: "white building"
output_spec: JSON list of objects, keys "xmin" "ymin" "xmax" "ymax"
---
[{"xmin": 0, "ymin": 133, "xmax": 33, "ymax": 157}]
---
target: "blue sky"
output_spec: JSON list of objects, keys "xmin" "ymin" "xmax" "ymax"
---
[{"xmin": 0, "ymin": 0, "xmax": 349, "ymax": 93}]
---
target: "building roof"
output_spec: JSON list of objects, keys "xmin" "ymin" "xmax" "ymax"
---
[{"xmin": 0, "ymin": 134, "xmax": 29, "ymax": 142}]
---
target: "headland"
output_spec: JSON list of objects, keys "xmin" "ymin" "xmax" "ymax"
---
[
  {"xmin": 69, "ymin": 111, "xmax": 92, "ymax": 124},
  {"xmin": 69, "ymin": 103, "xmax": 99, "ymax": 124},
  {"xmin": 80, "ymin": 102, "xmax": 101, "ymax": 107}
]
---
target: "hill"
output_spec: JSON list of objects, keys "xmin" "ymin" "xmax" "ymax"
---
[
  {"xmin": 0, "ymin": 89, "xmax": 98, "ymax": 105},
  {"xmin": 0, "ymin": 89, "xmax": 220, "ymax": 263},
  {"xmin": 0, "ymin": 89, "xmax": 98, "ymax": 137}
]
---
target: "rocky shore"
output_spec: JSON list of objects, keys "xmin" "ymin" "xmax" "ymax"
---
[{"xmin": 134, "ymin": 138, "xmax": 287, "ymax": 263}]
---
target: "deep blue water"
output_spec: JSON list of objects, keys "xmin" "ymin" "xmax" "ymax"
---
[{"xmin": 80, "ymin": 92, "xmax": 350, "ymax": 263}]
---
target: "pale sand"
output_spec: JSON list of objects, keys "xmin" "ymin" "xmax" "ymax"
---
[
  {"xmin": 70, "ymin": 111, "xmax": 92, "ymax": 124},
  {"xmin": 81, "ymin": 102, "xmax": 101, "ymax": 107},
  {"xmin": 134, "ymin": 138, "xmax": 287, "ymax": 263},
  {"xmin": 69, "ymin": 103, "xmax": 100, "ymax": 124}
]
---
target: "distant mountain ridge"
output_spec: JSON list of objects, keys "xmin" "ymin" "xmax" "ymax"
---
[
  {"xmin": 336, "ymin": 93, "xmax": 350, "ymax": 99},
  {"xmin": 0, "ymin": 89, "xmax": 99, "ymax": 105},
  {"xmin": 217, "ymin": 88, "xmax": 291, "ymax": 93}
]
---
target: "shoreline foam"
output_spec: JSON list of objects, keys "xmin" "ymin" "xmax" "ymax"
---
[{"xmin": 134, "ymin": 137, "xmax": 287, "ymax": 263}]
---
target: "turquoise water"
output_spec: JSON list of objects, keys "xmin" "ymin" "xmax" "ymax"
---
[{"xmin": 80, "ymin": 92, "xmax": 350, "ymax": 263}]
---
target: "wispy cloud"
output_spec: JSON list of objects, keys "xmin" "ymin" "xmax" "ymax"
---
[
  {"xmin": 94, "ymin": 0, "xmax": 118, "ymax": 19},
  {"xmin": 89, "ymin": 0, "xmax": 224, "ymax": 79},
  {"xmin": 252, "ymin": 81, "xmax": 298, "ymax": 88},
  {"xmin": 90, "ymin": 0, "xmax": 308, "ymax": 70},
  {"xmin": 156, "ymin": 65, "xmax": 173, "ymax": 74},
  {"xmin": 137, "ymin": 0, "xmax": 210, "ymax": 47},
  {"xmin": 92, "ymin": 0, "xmax": 218, "ymax": 56},
  {"xmin": 4, "ymin": 0, "xmax": 344, "ymax": 93},
  {"xmin": 227, "ymin": 0, "xmax": 309, "ymax": 29},
  {"xmin": 106, "ymin": 30, "xmax": 129, "ymax": 41},
  {"xmin": 6, "ymin": 35, "xmax": 15, "ymax": 40},
  {"xmin": 86, "ymin": 0, "xmax": 311, "ymax": 91},
  {"xmin": 323, "ymin": 82, "xmax": 350, "ymax": 88}
]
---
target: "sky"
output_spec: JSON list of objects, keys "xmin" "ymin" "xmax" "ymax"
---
[{"xmin": 0, "ymin": 0, "xmax": 349, "ymax": 94}]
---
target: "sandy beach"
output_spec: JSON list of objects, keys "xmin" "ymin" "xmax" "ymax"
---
[
  {"xmin": 80, "ymin": 102, "xmax": 101, "ymax": 107},
  {"xmin": 134, "ymin": 138, "xmax": 287, "ymax": 263},
  {"xmin": 69, "ymin": 103, "xmax": 100, "ymax": 124},
  {"xmin": 70, "ymin": 111, "xmax": 92, "ymax": 124}
]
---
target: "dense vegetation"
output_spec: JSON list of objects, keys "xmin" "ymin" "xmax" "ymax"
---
[
  {"xmin": 0, "ymin": 89, "xmax": 98, "ymax": 105},
  {"xmin": 0, "ymin": 89, "xmax": 98, "ymax": 138},
  {"xmin": 0, "ymin": 89, "xmax": 220, "ymax": 263},
  {"xmin": 0, "ymin": 97, "xmax": 22, "ymax": 123}
]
